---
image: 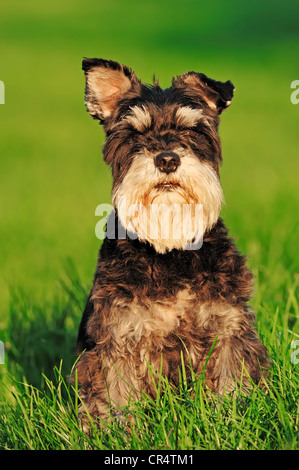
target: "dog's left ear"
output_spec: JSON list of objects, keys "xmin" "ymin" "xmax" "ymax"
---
[
  {"xmin": 173, "ymin": 71, "xmax": 235, "ymax": 114},
  {"xmin": 82, "ymin": 58, "xmax": 141, "ymax": 121}
]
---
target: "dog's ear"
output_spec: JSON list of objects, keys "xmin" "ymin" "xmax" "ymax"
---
[
  {"xmin": 82, "ymin": 58, "xmax": 141, "ymax": 121},
  {"xmin": 172, "ymin": 72, "xmax": 234, "ymax": 114}
]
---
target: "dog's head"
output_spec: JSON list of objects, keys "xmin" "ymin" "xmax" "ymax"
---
[{"xmin": 82, "ymin": 58, "xmax": 234, "ymax": 253}]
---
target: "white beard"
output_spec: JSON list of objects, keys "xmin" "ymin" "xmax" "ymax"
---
[{"xmin": 112, "ymin": 150, "xmax": 223, "ymax": 253}]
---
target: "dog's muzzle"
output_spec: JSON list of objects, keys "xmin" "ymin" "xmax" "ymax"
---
[{"xmin": 154, "ymin": 152, "xmax": 181, "ymax": 174}]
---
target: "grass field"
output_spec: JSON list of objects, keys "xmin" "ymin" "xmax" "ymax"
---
[{"xmin": 0, "ymin": 0, "xmax": 299, "ymax": 450}]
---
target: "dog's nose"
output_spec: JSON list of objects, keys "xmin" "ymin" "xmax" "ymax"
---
[{"xmin": 155, "ymin": 152, "xmax": 181, "ymax": 174}]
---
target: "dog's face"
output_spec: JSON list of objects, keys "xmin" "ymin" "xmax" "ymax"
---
[{"xmin": 83, "ymin": 59, "xmax": 234, "ymax": 253}]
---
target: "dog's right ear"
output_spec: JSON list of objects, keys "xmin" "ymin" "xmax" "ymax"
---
[
  {"xmin": 173, "ymin": 71, "xmax": 234, "ymax": 114},
  {"xmin": 82, "ymin": 58, "xmax": 141, "ymax": 122}
]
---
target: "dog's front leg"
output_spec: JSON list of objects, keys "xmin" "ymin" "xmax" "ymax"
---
[
  {"xmin": 74, "ymin": 346, "xmax": 141, "ymax": 431},
  {"xmin": 195, "ymin": 305, "xmax": 269, "ymax": 394}
]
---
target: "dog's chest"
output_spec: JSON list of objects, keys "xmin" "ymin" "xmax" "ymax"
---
[{"xmin": 111, "ymin": 288, "xmax": 197, "ymax": 343}]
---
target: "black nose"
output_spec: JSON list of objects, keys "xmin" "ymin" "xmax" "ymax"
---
[{"xmin": 155, "ymin": 152, "xmax": 181, "ymax": 174}]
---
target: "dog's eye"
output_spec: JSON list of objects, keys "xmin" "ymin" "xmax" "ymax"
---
[
  {"xmin": 186, "ymin": 130, "xmax": 198, "ymax": 138},
  {"xmin": 131, "ymin": 134, "xmax": 139, "ymax": 142}
]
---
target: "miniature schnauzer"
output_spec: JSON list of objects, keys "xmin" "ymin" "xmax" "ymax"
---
[{"xmin": 73, "ymin": 58, "xmax": 269, "ymax": 426}]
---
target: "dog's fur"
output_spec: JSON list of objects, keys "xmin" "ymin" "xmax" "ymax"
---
[{"xmin": 73, "ymin": 59, "xmax": 269, "ymax": 425}]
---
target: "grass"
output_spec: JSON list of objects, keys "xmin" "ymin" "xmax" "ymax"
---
[
  {"xmin": 0, "ymin": 0, "xmax": 299, "ymax": 451},
  {"xmin": 0, "ymin": 336, "xmax": 298, "ymax": 450},
  {"xmin": 0, "ymin": 253, "xmax": 298, "ymax": 450}
]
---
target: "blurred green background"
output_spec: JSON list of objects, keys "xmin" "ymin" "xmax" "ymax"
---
[{"xmin": 0, "ymin": 0, "xmax": 298, "ymax": 324}]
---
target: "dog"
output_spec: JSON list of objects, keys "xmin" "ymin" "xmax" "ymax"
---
[{"xmin": 73, "ymin": 58, "xmax": 269, "ymax": 427}]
